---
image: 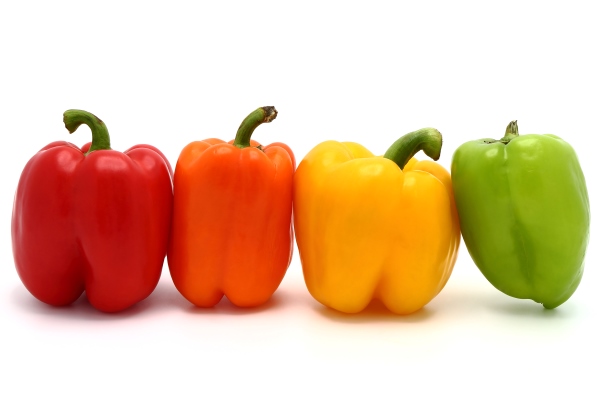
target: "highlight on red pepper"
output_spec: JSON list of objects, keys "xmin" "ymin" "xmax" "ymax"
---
[
  {"xmin": 168, "ymin": 106, "xmax": 295, "ymax": 308},
  {"xmin": 11, "ymin": 110, "xmax": 173, "ymax": 312}
]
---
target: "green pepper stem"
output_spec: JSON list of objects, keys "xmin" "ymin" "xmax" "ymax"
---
[
  {"xmin": 383, "ymin": 128, "xmax": 443, "ymax": 170},
  {"xmin": 233, "ymin": 107, "xmax": 278, "ymax": 149},
  {"xmin": 500, "ymin": 120, "xmax": 519, "ymax": 143},
  {"xmin": 63, "ymin": 110, "xmax": 111, "ymax": 154}
]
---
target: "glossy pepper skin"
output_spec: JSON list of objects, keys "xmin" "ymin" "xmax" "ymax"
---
[
  {"xmin": 293, "ymin": 129, "xmax": 460, "ymax": 314},
  {"xmin": 451, "ymin": 121, "xmax": 590, "ymax": 309},
  {"xmin": 168, "ymin": 107, "xmax": 294, "ymax": 307},
  {"xmin": 12, "ymin": 110, "xmax": 173, "ymax": 312}
]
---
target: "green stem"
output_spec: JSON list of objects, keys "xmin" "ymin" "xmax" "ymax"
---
[
  {"xmin": 383, "ymin": 128, "xmax": 443, "ymax": 170},
  {"xmin": 63, "ymin": 109, "xmax": 111, "ymax": 154},
  {"xmin": 500, "ymin": 120, "xmax": 519, "ymax": 143},
  {"xmin": 233, "ymin": 107, "xmax": 278, "ymax": 149}
]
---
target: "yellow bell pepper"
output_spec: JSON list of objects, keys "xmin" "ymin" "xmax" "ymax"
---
[{"xmin": 293, "ymin": 128, "xmax": 460, "ymax": 314}]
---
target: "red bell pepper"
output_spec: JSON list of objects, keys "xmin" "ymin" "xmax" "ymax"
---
[{"xmin": 11, "ymin": 110, "xmax": 173, "ymax": 312}]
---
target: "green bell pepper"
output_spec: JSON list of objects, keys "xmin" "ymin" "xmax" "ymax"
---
[{"xmin": 451, "ymin": 121, "xmax": 590, "ymax": 309}]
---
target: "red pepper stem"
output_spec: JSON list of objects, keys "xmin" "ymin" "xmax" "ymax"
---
[
  {"xmin": 63, "ymin": 109, "xmax": 111, "ymax": 154},
  {"xmin": 383, "ymin": 128, "xmax": 443, "ymax": 170},
  {"xmin": 233, "ymin": 107, "xmax": 278, "ymax": 149}
]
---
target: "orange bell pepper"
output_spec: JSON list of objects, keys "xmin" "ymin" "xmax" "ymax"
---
[
  {"xmin": 293, "ymin": 128, "xmax": 460, "ymax": 314},
  {"xmin": 168, "ymin": 107, "xmax": 295, "ymax": 307}
]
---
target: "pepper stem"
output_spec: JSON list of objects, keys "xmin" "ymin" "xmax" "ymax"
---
[
  {"xmin": 383, "ymin": 128, "xmax": 443, "ymax": 170},
  {"xmin": 63, "ymin": 110, "xmax": 111, "ymax": 154},
  {"xmin": 233, "ymin": 107, "xmax": 278, "ymax": 149},
  {"xmin": 500, "ymin": 120, "xmax": 519, "ymax": 143}
]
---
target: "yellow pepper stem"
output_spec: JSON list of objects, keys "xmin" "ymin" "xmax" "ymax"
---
[{"xmin": 383, "ymin": 128, "xmax": 443, "ymax": 170}]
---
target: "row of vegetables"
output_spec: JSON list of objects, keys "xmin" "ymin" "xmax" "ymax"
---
[{"xmin": 11, "ymin": 107, "xmax": 590, "ymax": 313}]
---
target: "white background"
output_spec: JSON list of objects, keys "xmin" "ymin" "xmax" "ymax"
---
[{"xmin": 1, "ymin": 1, "xmax": 598, "ymax": 398}]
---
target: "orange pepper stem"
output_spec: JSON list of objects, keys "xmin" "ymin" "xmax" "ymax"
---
[
  {"xmin": 63, "ymin": 109, "xmax": 111, "ymax": 154},
  {"xmin": 383, "ymin": 128, "xmax": 442, "ymax": 170},
  {"xmin": 233, "ymin": 106, "xmax": 278, "ymax": 149}
]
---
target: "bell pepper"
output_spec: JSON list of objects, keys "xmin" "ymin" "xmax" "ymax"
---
[
  {"xmin": 11, "ymin": 110, "xmax": 173, "ymax": 312},
  {"xmin": 168, "ymin": 106, "xmax": 294, "ymax": 307},
  {"xmin": 293, "ymin": 128, "xmax": 460, "ymax": 314},
  {"xmin": 451, "ymin": 121, "xmax": 590, "ymax": 309}
]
